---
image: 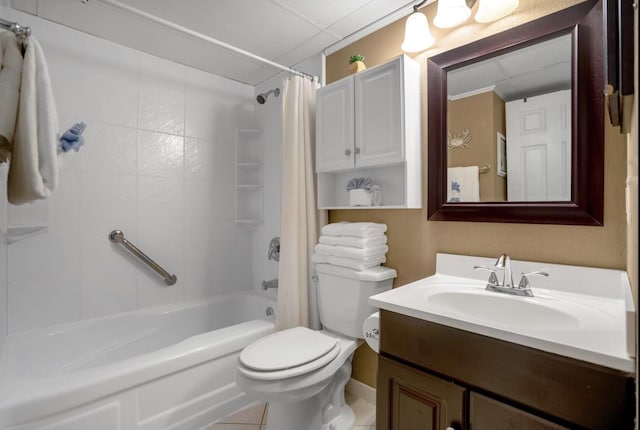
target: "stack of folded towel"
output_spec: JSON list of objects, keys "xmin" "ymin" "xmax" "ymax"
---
[{"xmin": 312, "ymin": 222, "xmax": 388, "ymax": 271}]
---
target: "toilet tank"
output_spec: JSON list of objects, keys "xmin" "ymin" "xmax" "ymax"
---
[{"xmin": 315, "ymin": 264, "xmax": 396, "ymax": 338}]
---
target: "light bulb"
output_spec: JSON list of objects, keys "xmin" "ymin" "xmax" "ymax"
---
[
  {"xmin": 401, "ymin": 11, "xmax": 435, "ymax": 52},
  {"xmin": 475, "ymin": 0, "xmax": 519, "ymax": 23},
  {"xmin": 433, "ymin": 0, "xmax": 472, "ymax": 29}
]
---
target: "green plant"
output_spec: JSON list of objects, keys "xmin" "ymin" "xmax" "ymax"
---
[{"xmin": 349, "ymin": 54, "xmax": 365, "ymax": 64}]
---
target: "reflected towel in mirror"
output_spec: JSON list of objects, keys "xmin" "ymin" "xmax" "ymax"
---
[{"xmin": 447, "ymin": 166, "xmax": 479, "ymax": 202}]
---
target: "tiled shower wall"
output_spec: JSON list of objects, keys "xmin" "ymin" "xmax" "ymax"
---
[{"xmin": 2, "ymin": 9, "xmax": 257, "ymax": 334}]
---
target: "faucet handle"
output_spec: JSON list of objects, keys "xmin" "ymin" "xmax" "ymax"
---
[
  {"xmin": 473, "ymin": 265, "xmax": 499, "ymax": 287},
  {"xmin": 518, "ymin": 271, "xmax": 549, "ymax": 290}
]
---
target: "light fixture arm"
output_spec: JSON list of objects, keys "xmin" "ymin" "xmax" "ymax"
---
[
  {"xmin": 413, "ymin": 0, "xmax": 477, "ymax": 13},
  {"xmin": 413, "ymin": 0, "xmax": 428, "ymax": 13}
]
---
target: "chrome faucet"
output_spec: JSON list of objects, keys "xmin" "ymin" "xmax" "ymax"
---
[
  {"xmin": 494, "ymin": 254, "xmax": 514, "ymax": 289},
  {"xmin": 474, "ymin": 254, "xmax": 548, "ymax": 297}
]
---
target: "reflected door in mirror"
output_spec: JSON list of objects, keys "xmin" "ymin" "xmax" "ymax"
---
[{"xmin": 506, "ymin": 90, "xmax": 571, "ymax": 201}]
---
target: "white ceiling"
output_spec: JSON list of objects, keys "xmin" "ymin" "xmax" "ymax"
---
[{"xmin": 11, "ymin": 0, "xmax": 419, "ymax": 85}]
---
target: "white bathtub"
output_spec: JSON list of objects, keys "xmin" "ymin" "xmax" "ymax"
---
[{"xmin": 0, "ymin": 292, "xmax": 276, "ymax": 430}]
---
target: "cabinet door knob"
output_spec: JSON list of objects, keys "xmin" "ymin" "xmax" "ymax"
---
[
  {"xmin": 355, "ymin": 146, "xmax": 360, "ymax": 154},
  {"xmin": 344, "ymin": 149, "xmax": 351, "ymax": 156}
]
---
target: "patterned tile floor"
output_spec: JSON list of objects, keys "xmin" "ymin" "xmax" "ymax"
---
[{"xmin": 208, "ymin": 392, "xmax": 376, "ymax": 430}]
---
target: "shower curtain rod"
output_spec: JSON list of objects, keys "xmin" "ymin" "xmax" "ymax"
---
[{"xmin": 82, "ymin": 0, "xmax": 315, "ymax": 81}]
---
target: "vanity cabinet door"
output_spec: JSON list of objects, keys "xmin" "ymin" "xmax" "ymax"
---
[
  {"xmin": 469, "ymin": 393, "xmax": 570, "ymax": 430},
  {"xmin": 378, "ymin": 356, "xmax": 465, "ymax": 430}
]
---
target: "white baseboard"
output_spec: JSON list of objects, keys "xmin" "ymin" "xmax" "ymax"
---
[{"xmin": 345, "ymin": 378, "xmax": 376, "ymax": 405}]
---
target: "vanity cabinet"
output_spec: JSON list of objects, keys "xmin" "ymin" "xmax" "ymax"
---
[
  {"xmin": 377, "ymin": 310, "xmax": 636, "ymax": 430},
  {"xmin": 315, "ymin": 55, "xmax": 421, "ymax": 209}
]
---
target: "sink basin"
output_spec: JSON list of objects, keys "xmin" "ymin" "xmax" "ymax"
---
[
  {"xmin": 424, "ymin": 290, "xmax": 581, "ymax": 330},
  {"xmin": 368, "ymin": 253, "xmax": 636, "ymax": 373}
]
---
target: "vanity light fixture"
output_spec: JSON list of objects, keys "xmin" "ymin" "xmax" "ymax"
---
[
  {"xmin": 401, "ymin": 0, "xmax": 520, "ymax": 52},
  {"xmin": 400, "ymin": 0, "xmax": 435, "ymax": 52}
]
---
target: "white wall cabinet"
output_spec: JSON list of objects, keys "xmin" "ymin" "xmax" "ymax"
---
[
  {"xmin": 316, "ymin": 55, "xmax": 421, "ymax": 209},
  {"xmin": 235, "ymin": 129, "xmax": 263, "ymax": 229}
]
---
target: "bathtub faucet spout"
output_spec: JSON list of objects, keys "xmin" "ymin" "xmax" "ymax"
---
[{"xmin": 261, "ymin": 279, "xmax": 278, "ymax": 290}]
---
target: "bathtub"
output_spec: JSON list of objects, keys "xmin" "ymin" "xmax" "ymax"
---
[{"xmin": 0, "ymin": 292, "xmax": 276, "ymax": 430}]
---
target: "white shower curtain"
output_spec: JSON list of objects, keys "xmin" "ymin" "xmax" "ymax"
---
[{"xmin": 276, "ymin": 75, "xmax": 326, "ymax": 331}]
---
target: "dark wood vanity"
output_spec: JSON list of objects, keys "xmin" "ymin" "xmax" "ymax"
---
[{"xmin": 376, "ymin": 310, "xmax": 636, "ymax": 430}]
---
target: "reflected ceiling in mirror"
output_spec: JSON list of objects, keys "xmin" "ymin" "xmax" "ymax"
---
[
  {"xmin": 446, "ymin": 34, "xmax": 572, "ymax": 203},
  {"xmin": 427, "ymin": 0, "xmax": 604, "ymax": 225}
]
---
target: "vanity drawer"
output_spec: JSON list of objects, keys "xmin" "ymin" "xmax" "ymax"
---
[{"xmin": 379, "ymin": 310, "xmax": 635, "ymax": 430}]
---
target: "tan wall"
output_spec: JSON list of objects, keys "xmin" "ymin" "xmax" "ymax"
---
[{"xmin": 325, "ymin": 0, "xmax": 629, "ymax": 388}]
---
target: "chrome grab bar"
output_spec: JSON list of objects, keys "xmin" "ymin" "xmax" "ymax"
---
[{"xmin": 109, "ymin": 230, "xmax": 177, "ymax": 286}]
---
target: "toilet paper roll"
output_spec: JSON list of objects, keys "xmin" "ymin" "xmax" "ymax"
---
[{"xmin": 362, "ymin": 312, "xmax": 380, "ymax": 353}]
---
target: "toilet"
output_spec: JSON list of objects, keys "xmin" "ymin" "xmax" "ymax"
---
[{"xmin": 236, "ymin": 263, "xmax": 396, "ymax": 430}]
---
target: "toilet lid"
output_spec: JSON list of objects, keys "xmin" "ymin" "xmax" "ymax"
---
[{"xmin": 240, "ymin": 327, "xmax": 339, "ymax": 372}]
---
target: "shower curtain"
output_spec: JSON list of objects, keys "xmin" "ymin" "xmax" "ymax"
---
[{"xmin": 276, "ymin": 75, "xmax": 325, "ymax": 331}]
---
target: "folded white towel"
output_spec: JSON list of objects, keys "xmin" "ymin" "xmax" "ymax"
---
[
  {"xmin": 321, "ymin": 222, "xmax": 387, "ymax": 238},
  {"xmin": 0, "ymin": 30, "xmax": 23, "ymax": 163},
  {"xmin": 326, "ymin": 255, "xmax": 386, "ymax": 271},
  {"xmin": 314, "ymin": 243, "xmax": 388, "ymax": 260},
  {"xmin": 313, "ymin": 252, "xmax": 385, "ymax": 271},
  {"xmin": 8, "ymin": 37, "xmax": 59, "ymax": 204},
  {"xmin": 319, "ymin": 234, "xmax": 387, "ymax": 248}
]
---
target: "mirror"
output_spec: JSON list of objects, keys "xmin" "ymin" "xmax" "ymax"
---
[
  {"xmin": 427, "ymin": 0, "xmax": 604, "ymax": 225},
  {"xmin": 447, "ymin": 34, "xmax": 572, "ymax": 203}
]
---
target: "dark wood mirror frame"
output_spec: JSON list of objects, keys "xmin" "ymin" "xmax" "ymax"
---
[{"xmin": 427, "ymin": 0, "xmax": 605, "ymax": 225}]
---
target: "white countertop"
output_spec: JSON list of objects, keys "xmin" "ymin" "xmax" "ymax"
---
[{"xmin": 370, "ymin": 253, "xmax": 636, "ymax": 373}]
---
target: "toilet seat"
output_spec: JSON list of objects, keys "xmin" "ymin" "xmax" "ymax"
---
[{"xmin": 238, "ymin": 327, "xmax": 341, "ymax": 381}]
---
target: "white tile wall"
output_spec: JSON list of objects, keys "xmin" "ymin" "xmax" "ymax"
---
[
  {"xmin": 4, "ymin": 10, "xmax": 257, "ymax": 333},
  {"xmin": 252, "ymin": 75, "xmax": 285, "ymax": 299}
]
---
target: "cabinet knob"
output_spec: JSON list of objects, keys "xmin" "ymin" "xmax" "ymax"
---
[
  {"xmin": 344, "ymin": 149, "xmax": 351, "ymax": 156},
  {"xmin": 355, "ymin": 146, "xmax": 360, "ymax": 154}
]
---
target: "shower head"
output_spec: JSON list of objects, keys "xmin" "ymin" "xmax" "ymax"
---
[{"xmin": 257, "ymin": 88, "xmax": 280, "ymax": 104}]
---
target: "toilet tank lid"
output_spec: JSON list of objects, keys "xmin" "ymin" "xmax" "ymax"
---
[{"xmin": 315, "ymin": 264, "xmax": 397, "ymax": 281}]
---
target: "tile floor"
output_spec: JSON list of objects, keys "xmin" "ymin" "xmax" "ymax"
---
[{"xmin": 208, "ymin": 392, "xmax": 376, "ymax": 430}]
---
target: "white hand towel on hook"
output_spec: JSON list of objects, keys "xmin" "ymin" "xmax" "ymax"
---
[
  {"xmin": 0, "ymin": 29, "xmax": 23, "ymax": 163},
  {"xmin": 8, "ymin": 36, "xmax": 59, "ymax": 204}
]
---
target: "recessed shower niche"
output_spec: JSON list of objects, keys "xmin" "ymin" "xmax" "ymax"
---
[{"xmin": 235, "ymin": 129, "xmax": 263, "ymax": 229}]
